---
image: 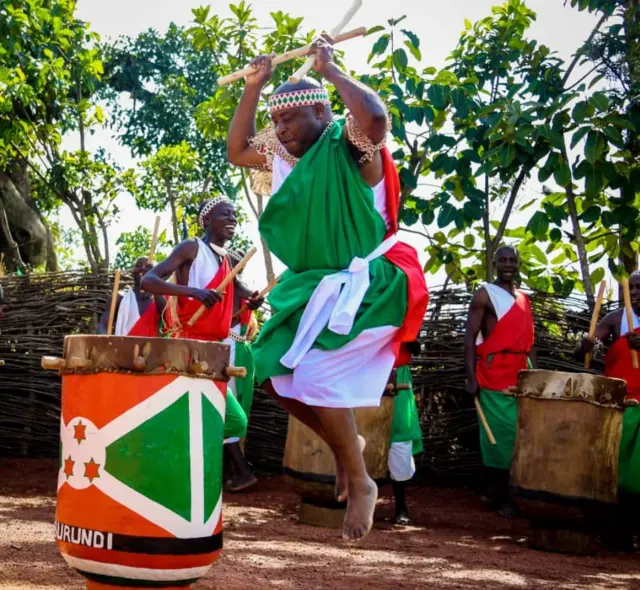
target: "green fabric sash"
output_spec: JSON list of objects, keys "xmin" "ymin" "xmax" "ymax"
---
[
  {"xmin": 478, "ymin": 388, "xmax": 517, "ymax": 471},
  {"xmin": 391, "ymin": 366, "xmax": 423, "ymax": 455},
  {"xmin": 619, "ymin": 406, "xmax": 640, "ymax": 495}
]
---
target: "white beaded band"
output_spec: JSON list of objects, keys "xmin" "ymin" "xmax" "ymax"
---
[{"xmin": 199, "ymin": 196, "xmax": 233, "ymax": 228}]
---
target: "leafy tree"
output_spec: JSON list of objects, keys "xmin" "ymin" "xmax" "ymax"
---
[{"xmin": 115, "ymin": 227, "xmax": 170, "ymax": 269}]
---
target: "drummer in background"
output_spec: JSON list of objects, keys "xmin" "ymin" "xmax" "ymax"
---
[
  {"xmin": 578, "ymin": 271, "xmax": 640, "ymax": 550},
  {"xmin": 98, "ymin": 257, "xmax": 165, "ymax": 337},
  {"xmin": 464, "ymin": 245, "xmax": 535, "ymax": 518}
]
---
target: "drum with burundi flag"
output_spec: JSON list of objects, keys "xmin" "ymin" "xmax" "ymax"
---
[{"xmin": 44, "ymin": 335, "xmax": 242, "ymax": 589}]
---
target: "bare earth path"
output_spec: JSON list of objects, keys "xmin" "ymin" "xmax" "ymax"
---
[{"xmin": 0, "ymin": 459, "xmax": 638, "ymax": 589}]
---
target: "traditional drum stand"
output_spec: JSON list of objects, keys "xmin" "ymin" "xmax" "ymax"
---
[
  {"xmin": 509, "ymin": 369, "xmax": 629, "ymax": 555},
  {"xmin": 42, "ymin": 335, "xmax": 245, "ymax": 590}
]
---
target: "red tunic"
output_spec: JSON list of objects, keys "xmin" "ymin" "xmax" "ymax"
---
[
  {"xmin": 476, "ymin": 290, "xmax": 534, "ymax": 391},
  {"xmin": 605, "ymin": 326, "xmax": 640, "ymax": 400},
  {"xmin": 380, "ymin": 147, "xmax": 430, "ymax": 366},
  {"xmin": 170, "ymin": 257, "xmax": 235, "ymax": 342},
  {"xmin": 127, "ymin": 300, "xmax": 161, "ymax": 337}
]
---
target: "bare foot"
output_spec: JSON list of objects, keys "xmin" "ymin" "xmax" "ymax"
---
[
  {"xmin": 335, "ymin": 436, "xmax": 366, "ymax": 503},
  {"xmin": 342, "ymin": 475, "xmax": 377, "ymax": 541},
  {"xmin": 227, "ymin": 472, "xmax": 257, "ymax": 493}
]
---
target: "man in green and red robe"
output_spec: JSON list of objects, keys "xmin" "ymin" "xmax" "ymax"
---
[
  {"xmin": 464, "ymin": 245, "xmax": 535, "ymax": 517},
  {"xmin": 227, "ymin": 35, "xmax": 428, "ymax": 540},
  {"xmin": 579, "ymin": 271, "xmax": 640, "ymax": 548}
]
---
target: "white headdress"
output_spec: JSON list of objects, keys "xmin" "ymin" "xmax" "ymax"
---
[{"xmin": 199, "ymin": 196, "xmax": 233, "ymax": 228}]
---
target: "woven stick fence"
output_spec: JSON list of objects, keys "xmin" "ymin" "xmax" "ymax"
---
[{"xmin": 0, "ymin": 273, "xmax": 612, "ymax": 486}]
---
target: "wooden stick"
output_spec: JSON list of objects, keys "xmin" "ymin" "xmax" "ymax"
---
[
  {"xmin": 584, "ymin": 280, "xmax": 607, "ymax": 370},
  {"xmin": 187, "ymin": 248, "xmax": 257, "ymax": 327},
  {"xmin": 290, "ymin": 0, "xmax": 363, "ymax": 83},
  {"xmin": 148, "ymin": 216, "xmax": 161, "ymax": 263},
  {"xmin": 217, "ymin": 27, "xmax": 367, "ymax": 86},
  {"xmin": 475, "ymin": 397, "xmax": 497, "ymax": 446},
  {"xmin": 621, "ymin": 278, "xmax": 639, "ymax": 369},
  {"xmin": 231, "ymin": 272, "xmax": 282, "ymax": 322},
  {"xmin": 107, "ymin": 270, "xmax": 121, "ymax": 336}
]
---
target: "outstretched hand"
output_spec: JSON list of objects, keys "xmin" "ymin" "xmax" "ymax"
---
[
  {"xmin": 245, "ymin": 54, "xmax": 275, "ymax": 88},
  {"xmin": 190, "ymin": 288, "xmax": 223, "ymax": 309},
  {"xmin": 310, "ymin": 33, "xmax": 336, "ymax": 77},
  {"xmin": 246, "ymin": 290, "xmax": 264, "ymax": 311}
]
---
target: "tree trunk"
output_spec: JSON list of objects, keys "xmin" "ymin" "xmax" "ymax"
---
[{"xmin": 482, "ymin": 175, "xmax": 494, "ymax": 281}]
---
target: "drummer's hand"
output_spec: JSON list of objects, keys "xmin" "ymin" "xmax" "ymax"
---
[
  {"xmin": 627, "ymin": 332, "xmax": 640, "ymax": 351},
  {"xmin": 465, "ymin": 377, "xmax": 479, "ymax": 397},
  {"xmin": 246, "ymin": 291, "xmax": 264, "ymax": 311},
  {"xmin": 245, "ymin": 54, "xmax": 275, "ymax": 88},
  {"xmin": 190, "ymin": 288, "xmax": 223, "ymax": 308},
  {"xmin": 311, "ymin": 33, "xmax": 336, "ymax": 77},
  {"xmin": 581, "ymin": 337, "xmax": 596, "ymax": 354}
]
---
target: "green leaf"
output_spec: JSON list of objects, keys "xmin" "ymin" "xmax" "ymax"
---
[
  {"xmin": 581, "ymin": 205, "xmax": 601, "ymax": 223},
  {"xmin": 585, "ymin": 167, "xmax": 604, "ymax": 198},
  {"xmin": 369, "ymin": 35, "xmax": 390, "ymax": 60},
  {"xmin": 499, "ymin": 144, "xmax": 516, "ymax": 168},
  {"xmin": 437, "ymin": 203, "xmax": 457, "ymax": 228},
  {"xmin": 530, "ymin": 245, "xmax": 548, "ymax": 265},
  {"xmin": 401, "ymin": 29, "xmax": 420, "ymax": 49},
  {"xmin": 538, "ymin": 152, "xmax": 558, "ymax": 183},
  {"xmin": 570, "ymin": 127, "xmax": 589, "ymax": 149},
  {"xmin": 553, "ymin": 157, "xmax": 572, "ymax": 187},
  {"xmin": 403, "ymin": 40, "xmax": 422, "ymax": 61},
  {"xmin": 527, "ymin": 211, "xmax": 549, "ymax": 239},
  {"xmin": 393, "ymin": 48, "xmax": 409, "ymax": 71},
  {"xmin": 572, "ymin": 101, "xmax": 594, "ymax": 124},
  {"xmin": 399, "ymin": 167, "xmax": 418, "ymax": 190},
  {"xmin": 603, "ymin": 126, "xmax": 624, "ymax": 148},
  {"xmin": 589, "ymin": 92, "xmax": 609, "ymax": 112},
  {"xmin": 463, "ymin": 234, "xmax": 475, "ymax": 249},
  {"xmin": 590, "ymin": 267, "xmax": 605, "ymax": 285},
  {"xmin": 421, "ymin": 209, "xmax": 435, "ymax": 225},
  {"xmin": 450, "ymin": 88, "xmax": 470, "ymax": 118},
  {"xmin": 366, "ymin": 25, "xmax": 386, "ymax": 35},
  {"xmin": 464, "ymin": 18, "xmax": 472, "ymax": 30},
  {"xmin": 584, "ymin": 131, "xmax": 606, "ymax": 165},
  {"xmin": 427, "ymin": 85, "xmax": 450, "ymax": 110},
  {"xmin": 550, "ymin": 228, "xmax": 562, "ymax": 242}
]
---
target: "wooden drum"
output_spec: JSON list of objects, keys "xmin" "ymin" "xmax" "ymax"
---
[
  {"xmin": 283, "ymin": 394, "xmax": 395, "ymax": 529},
  {"xmin": 511, "ymin": 369, "xmax": 627, "ymax": 554},
  {"xmin": 43, "ymin": 335, "xmax": 242, "ymax": 589}
]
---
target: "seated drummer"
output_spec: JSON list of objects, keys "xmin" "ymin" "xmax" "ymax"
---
[
  {"xmin": 98, "ymin": 257, "xmax": 165, "ymax": 337},
  {"xmin": 464, "ymin": 245, "xmax": 535, "ymax": 518},
  {"xmin": 578, "ymin": 271, "xmax": 640, "ymax": 549}
]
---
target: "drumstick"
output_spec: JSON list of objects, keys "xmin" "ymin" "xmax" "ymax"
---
[
  {"xmin": 187, "ymin": 247, "xmax": 257, "ymax": 327},
  {"xmin": 217, "ymin": 27, "xmax": 367, "ymax": 86},
  {"xmin": 290, "ymin": 0, "xmax": 364, "ymax": 83},
  {"xmin": 621, "ymin": 278, "xmax": 639, "ymax": 369},
  {"xmin": 475, "ymin": 397, "xmax": 497, "ymax": 446},
  {"xmin": 231, "ymin": 272, "xmax": 282, "ymax": 322},
  {"xmin": 107, "ymin": 270, "xmax": 121, "ymax": 336},
  {"xmin": 585, "ymin": 280, "xmax": 606, "ymax": 369},
  {"xmin": 148, "ymin": 216, "xmax": 161, "ymax": 263}
]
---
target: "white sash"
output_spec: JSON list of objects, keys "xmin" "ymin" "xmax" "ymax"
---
[
  {"xmin": 188, "ymin": 238, "xmax": 220, "ymax": 290},
  {"xmin": 114, "ymin": 289, "xmax": 140, "ymax": 336},
  {"xmin": 621, "ymin": 308, "xmax": 640, "ymax": 335},
  {"xmin": 281, "ymin": 235, "xmax": 398, "ymax": 369}
]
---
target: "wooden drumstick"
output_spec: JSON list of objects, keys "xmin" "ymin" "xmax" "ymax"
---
[
  {"xmin": 585, "ymin": 280, "xmax": 607, "ymax": 370},
  {"xmin": 107, "ymin": 270, "xmax": 121, "ymax": 336},
  {"xmin": 621, "ymin": 278, "xmax": 639, "ymax": 369},
  {"xmin": 475, "ymin": 397, "xmax": 497, "ymax": 446},
  {"xmin": 232, "ymin": 272, "xmax": 282, "ymax": 322},
  {"xmin": 217, "ymin": 27, "xmax": 367, "ymax": 86},
  {"xmin": 187, "ymin": 248, "xmax": 257, "ymax": 327},
  {"xmin": 290, "ymin": 0, "xmax": 363, "ymax": 83},
  {"xmin": 148, "ymin": 216, "xmax": 161, "ymax": 263}
]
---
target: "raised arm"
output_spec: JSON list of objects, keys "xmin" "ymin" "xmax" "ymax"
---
[
  {"xmin": 141, "ymin": 241, "xmax": 221, "ymax": 308},
  {"xmin": 464, "ymin": 289, "xmax": 489, "ymax": 397},
  {"xmin": 226, "ymin": 56, "xmax": 274, "ymax": 168}
]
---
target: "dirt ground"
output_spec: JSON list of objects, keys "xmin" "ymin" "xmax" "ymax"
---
[{"xmin": 0, "ymin": 459, "xmax": 638, "ymax": 590}]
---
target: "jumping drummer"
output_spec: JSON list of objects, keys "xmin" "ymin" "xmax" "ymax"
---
[
  {"xmin": 141, "ymin": 197, "xmax": 264, "ymax": 473},
  {"xmin": 227, "ymin": 36, "xmax": 428, "ymax": 540},
  {"xmin": 464, "ymin": 245, "xmax": 535, "ymax": 518},
  {"xmin": 98, "ymin": 257, "xmax": 165, "ymax": 337},
  {"xmin": 578, "ymin": 271, "xmax": 640, "ymax": 549}
]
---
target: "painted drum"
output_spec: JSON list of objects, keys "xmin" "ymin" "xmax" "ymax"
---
[
  {"xmin": 48, "ymin": 335, "xmax": 232, "ymax": 589},
  {"xmin": 510, "ymin": 369, "xmax": 627, "ymax": 555},
  {"xmin": 282, "ymin": 394, "xmax": 395, "ymax": 529}
]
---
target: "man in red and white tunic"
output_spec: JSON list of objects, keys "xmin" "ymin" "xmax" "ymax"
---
[{"xmin": 98, "ymin": 257, "xmax": 165, "ymax": 337}]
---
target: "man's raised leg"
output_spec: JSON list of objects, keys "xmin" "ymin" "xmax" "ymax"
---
[{"xmin": 313, "ymin": 406, "xmax": 378, "ymax": 541}]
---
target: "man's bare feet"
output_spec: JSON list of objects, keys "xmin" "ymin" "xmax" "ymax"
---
[
  {"xmin": 335, "ymin": 436, "xmax": 366, "ymax": 503},
  {"xmin": 227, "ymin": 472, "xmax": 258, "ymax": 493},
  {"xmin": 342, "ymin": 475, "xmax": 377, "ymax": 541}
]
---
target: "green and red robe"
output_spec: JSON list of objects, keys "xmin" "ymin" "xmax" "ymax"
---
[
  {"xmin": 606, "ymin": 310, "xmax": 640, "ymax": 494},
  {"xmin": 254, "ymin": 119, "xmax": 428, "ymax": 408},
  {"xmin": 476, "ymin": 284, "xmax": 534, "ymax": 470},
  {"xmin": 114, "ymin": 288, "xmax": 162, "ymax": 338}
]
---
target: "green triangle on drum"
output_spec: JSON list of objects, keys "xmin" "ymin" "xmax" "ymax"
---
[
  {"xmin": 105, "ymin": 392, "xmax": 191, "ymax": 520},
  {"xmin": 202, "ymin": 392, "xmax": 224, "ymax": 523}
]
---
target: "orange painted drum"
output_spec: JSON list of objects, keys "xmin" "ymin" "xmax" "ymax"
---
[{"xmin": 53, "ymin": 336, "xmax": 229, "ymax": 589}]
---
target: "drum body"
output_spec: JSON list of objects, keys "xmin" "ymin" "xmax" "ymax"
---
[
  {"xmin": 511, "ymin": 370, "xmax": 626, "ymax": 554},
  {"xmin": 53, "ymin": 335, "xmax": 230, "ymax": 589},
  {"xmin": 283, "ymin": 396, "xmax": 395, "ymax": 528}
]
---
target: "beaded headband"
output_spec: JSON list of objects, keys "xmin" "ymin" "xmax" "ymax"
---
[
  {"xmin": 199, "ymin": 196, "xmax": 233, "ymax": 228},
  {"xmin": 268, "ymin": 88, "xmax": 330, "ymax": 115}
]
